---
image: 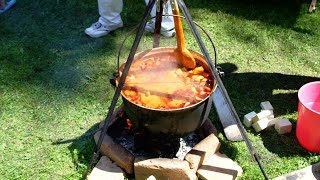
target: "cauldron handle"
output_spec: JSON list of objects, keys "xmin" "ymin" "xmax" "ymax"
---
[{"xmin": 113, "ymin": 15, "xmax": 219, "ymax": 83}]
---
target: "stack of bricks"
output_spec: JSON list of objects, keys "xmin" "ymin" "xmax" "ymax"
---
[
  {"xmin": 243, "ymin": 101, "xmax": 292, "ymax": 134},
  {"xmin": 89, "ymin": 115, "xmax": 244, "ymax": 180}
]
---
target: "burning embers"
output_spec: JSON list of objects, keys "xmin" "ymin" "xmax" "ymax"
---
[
  {"xmin": 107, "ymin": 108, "xmax": 202, "ymax": 159},
  {"xmin": 91, "ymin": 105, "xmax": 243, "ymax": 179}
]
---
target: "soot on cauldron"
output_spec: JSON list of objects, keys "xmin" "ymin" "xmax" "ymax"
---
[
  {"xmin": 118, "ymin": 48, "xmax": 217, "ymax": 137},
  {"xmin": 107, "ymin": 109, "xmax": 202, "ymax": 159}
]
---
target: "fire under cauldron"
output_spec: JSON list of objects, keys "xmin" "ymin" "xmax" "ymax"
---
[
  {"xmin": 117, "ymin": 47, "xmax": 217, "ymax": 137},
  {"xmin": 84, "ymin": 1, "xmax": 267, "ymax": 179}
]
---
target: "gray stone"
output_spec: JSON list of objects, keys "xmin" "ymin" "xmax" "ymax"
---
[
  {"xmin": 134, "ymin": 158, "xmax": 197, "ymax": 180},
  {"xmin": 184, "ymin": 134, "xmax": 221, "ymax": 173},
  {"xmin": 88, "ymin": 156, "xmax": 125, "ymax": 180},
  {"xmin": 224, "ymin": 124, "xmax": 243, "ymax": 141},
  {"xmin": 197, "ymin": 152, "xmax": 243, "ymax": 180},
  {"xmin": 212, "ymin": 88, "xmax": 243, "ymax": 141},
  {"xmin": 274, "ymin": 162, "xmax": 320, "ymax": 180},
  {"xmin": 196, "ymin": 119, "xmax": 218, "ymax": 138}
]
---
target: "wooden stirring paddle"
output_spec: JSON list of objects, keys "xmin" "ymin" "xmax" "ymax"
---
[{"xmin": 171, "ymin": 0, "xmax": 196, "ymax": 69}]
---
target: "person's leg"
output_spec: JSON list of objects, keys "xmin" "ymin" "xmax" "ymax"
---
[
  {"xmin": 98, "ymin": 0, "xmax": 123, "ymax": 28},
  {"xmin": 145, "ymin": 0, "xmax": 175, "ymax": 37},
  {"xmin": 0, "ymin": 0, "xmax": 16, "ymax": 14},
  {"xmin": 0, "ymin": 0, "xmax": 6, "ymax": 10},
  {"xmin": 309, "ymin": 0, "xmax": 317, "ymax": 13},
  {"xmin": 85, "ymin": 0, "xmax": 123, "ymax": 38}
]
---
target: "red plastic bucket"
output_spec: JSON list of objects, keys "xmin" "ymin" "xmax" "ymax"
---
[{"xmin": 296, "ymin": 81, "xmax": 320, "ymax": 153}]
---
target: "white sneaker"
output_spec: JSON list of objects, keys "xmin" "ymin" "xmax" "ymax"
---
[
  {"xmin": 145, "ymin": 22, "xmax": 175, "ymax": 38},
  {"xmin": 85, "ymin": 21, "xmax": 123, "ymax": 38}
]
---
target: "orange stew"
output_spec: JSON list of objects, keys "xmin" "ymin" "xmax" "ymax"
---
[{"xmin": 122, "ymin": 53, "xmax": 213, "ymax": 110}]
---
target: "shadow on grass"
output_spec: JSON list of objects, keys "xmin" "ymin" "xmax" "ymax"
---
[
  {"xmin": 52, "ymin": 122, "xmax": 100, "ymax": 176},
  {"xmin": 0, "ymin": 0, "xmax": 147, "ymax": 88},
  {"xmin": 187, "ymin": 0, "xmax": 310, "ymax": 31},
  {"xmin": 219, "ymin": 62, "xmax": 319, "ymax": 157}
]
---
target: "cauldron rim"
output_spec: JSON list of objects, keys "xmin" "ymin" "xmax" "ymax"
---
[{"xmin": 119, "ymin": 47, "xmax": 217, "ymax": 112}]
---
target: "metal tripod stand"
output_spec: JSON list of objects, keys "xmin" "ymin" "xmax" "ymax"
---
[{"xmin": 82, "ymin": 0, "xmax": 269, "ymax": 179}]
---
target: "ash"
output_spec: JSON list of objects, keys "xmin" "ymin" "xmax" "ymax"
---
[
  {"xmin": 108, "ymin": 111, "xmax": 203, "ymax": 159},
  {"xmin": 175, "ymin": 132, "xmax": 202, "ymax": 160},
  {"xmin": 113, "ymin": 132, "xmax": 202, "ymax": 160},
  {"xmin": 114, "ymin": 135, "xmax": 153, "ymax": 158}
]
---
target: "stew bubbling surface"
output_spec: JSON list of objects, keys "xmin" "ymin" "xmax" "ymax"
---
[{"xmin": 122, "ymin": 53, "xmax": 213, "ymax": 109}]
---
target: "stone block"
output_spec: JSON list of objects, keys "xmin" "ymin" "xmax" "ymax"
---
[
  {"xmin": 146, "ymin": 175, "xmax": 156, "ymax": 180},
  {"xmin": 275, "ymin": 118, "xmax": 292, "ymax": 134},
  {"xmin": 223, "ymin": 124, "xmax": 243, "ymax": 141},
  {"xmin": 260, "ymin": 101, "xmax": 273, "ymax": 111},
  {"xmin": 184, "ymin": 134, "xmax": 220, "ymax": 173},
  {"xmin": 243, "ymin": 111, "xmax": 257, "ymax": 127},
  {"xmin": 94, "ymin": 131, "xmax": 134, "ymax": 174},
  {"xmin": 213, "ymin": 88, "xmax": 243, "ymax": 141},
  {"xmin": 88, "ymin": 156, "xmax": 125, "ymax": 180},
  {"xmin": 197, "ymin": 152, "xmax": 243, "ymax": 180},
  {"xmin": 261, "ymin": 110, "xmax": 274, "ymax": 120},
  {"xmin": 252, "ymin": 118, "xmax": 276, "ymax": 132},
  {"xmin": 134, "ymin": 158, "xmax": 196, "ymax": 180},
  {"xmin": 274, "ymin": 162, "xmax": 320, "ymax": 180},
  {"xmin": 252, "ymin": 110, "xmax": 274, "ymax": 123}
]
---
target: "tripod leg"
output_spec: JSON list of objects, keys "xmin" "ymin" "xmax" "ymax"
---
[{"xmin": 81, "ymin": 0, "xmax": 158, "ymax": 179}]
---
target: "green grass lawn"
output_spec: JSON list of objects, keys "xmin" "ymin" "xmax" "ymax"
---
[{"xmin": 0, "ymin": 0, "xmax": 319, "ymax": 179}]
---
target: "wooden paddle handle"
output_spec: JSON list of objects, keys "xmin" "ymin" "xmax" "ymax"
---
[{"xmin": 171, "ymin": 0, "xmax": 185, "ymax": 51}]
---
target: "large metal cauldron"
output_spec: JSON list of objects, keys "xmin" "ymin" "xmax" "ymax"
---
[{"xmin": 118, "ymin": 47, "xmax": 217, "ymax": 137}]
